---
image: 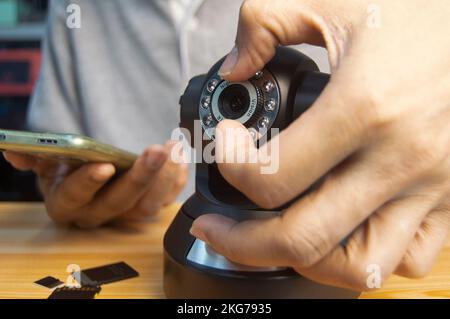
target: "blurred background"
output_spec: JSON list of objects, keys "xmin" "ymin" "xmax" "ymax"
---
[{"xmin": 0, "ymin": 0, "xmax": 47, "ymax": 201}]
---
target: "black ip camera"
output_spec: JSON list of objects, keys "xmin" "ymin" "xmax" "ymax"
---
[{"xmin": 163, "ymin": 47, "xmax": 359, "ymax": 298}]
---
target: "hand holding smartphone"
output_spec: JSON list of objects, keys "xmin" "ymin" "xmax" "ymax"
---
[{"xmin": 2, "ymin": 129, "xmax": 188, "ymax": 228}]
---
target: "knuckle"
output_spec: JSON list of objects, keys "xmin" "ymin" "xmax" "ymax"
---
[
  {"xmin": 321, "ymin": 253, "xmax": 390, "ymax": 292},
  {"xmin": 238, "ymin": 1, "xmax": 273, "ymax": 67},
  {"xmin": 374, "ymin": 133, "xmax": 444, "ymax": 184},
  {"xmin": 242, "ymin": 175, "xmax": 286, "ymax": 209},
  {"xmin": 129, "ymin": 171, "xmax": 151, "ymax": 187},
  {"xmin": 339, "ymin": 81, "xmax": 385, "ymax": 139},
  {"xmin": 352, "ymin": 261, "xmax": 389, "ymax": 292},
  {"xmin": 390, "ymin": 135, "xmax": 443, "ymax": 180},
  {"xmin": 399, "ymin": 253, "xmax": 433, "ymax": 279},
  {"xmin": 246, "ymin": 43, "xmax": 269, "ymax": 70},
  {"xmin": 278, "ymin": 218, "xmax": 330, "ymax": 268},
  {"xmin": 59, "ymin": 188, "xmax": 83, "ymax": 209},
  {"xmin": 407, "ymin": 134, "xmax": 444, "ymax": 170},
  {"xmin": 339, "ymin": 77, "xmax": 448, "ymax": 175},
  {"xmin": 343, "ymin": 237, "xmax": 392, "ymax": 291},
  {"xmin": 175, "ymin": 174, "xmax": 188, "ymax": 190},
  {"xmin": 138, "ymin": 202, "xmax": 161, "ymax": 217},
  {"xmin": 333, "ymin": 69, "xmax": 412, "ymax": 142},
  {"xmin": 240, "ymin": 0, "xmax": 259, "ymax": 23}
]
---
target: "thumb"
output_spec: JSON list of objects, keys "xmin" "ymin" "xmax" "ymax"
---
[
  {"xmin": 218, "ymin": 0, "xmax": 328, "ymax": 82},
  {"xmin": 190, "ymin": 213, "xmax": 292, "ymax": 267}
]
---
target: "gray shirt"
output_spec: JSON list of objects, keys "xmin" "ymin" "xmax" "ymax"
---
[{"xmin": 28, "ymin": 0, "xmax": 329, "ymax": 199}]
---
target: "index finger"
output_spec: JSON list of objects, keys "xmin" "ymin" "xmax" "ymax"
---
[
  {"xmin": 215, "ymin": 82, "xmax": 371, "ymax": 208},
  {"xmin": 220, "ymin": 0, "xmax": 328, "ymax": 82},
  {"xmin": 47, "ymin": 163, "xmax": 115, "ymax": 223}
]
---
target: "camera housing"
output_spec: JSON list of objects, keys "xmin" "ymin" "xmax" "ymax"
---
[
  {"xmin": 164, "ymin": 47, "xmax": 360, "ymax": 298},
  {"xmin": 180, "ymin": 46, "xmax": 329, "ymax": 146}
]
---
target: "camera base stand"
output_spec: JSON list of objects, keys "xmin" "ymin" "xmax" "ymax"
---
[{"xmin": 163, "ymin": 202, "xmax": 360, "ymax": 299}]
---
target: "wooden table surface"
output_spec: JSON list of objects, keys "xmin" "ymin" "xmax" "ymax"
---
[{"xmin": 0, "ymin": 202, "xmax": 449, "ymax": 299}]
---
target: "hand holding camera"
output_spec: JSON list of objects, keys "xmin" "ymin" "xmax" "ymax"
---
[{"xmin": 190, "ymin": 0, "xmax": 450, "ymax": 290}]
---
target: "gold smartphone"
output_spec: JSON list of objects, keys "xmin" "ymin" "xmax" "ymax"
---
[{"xmin": 0, "ymin": 129, "xmax": 137, "ymax": 170}]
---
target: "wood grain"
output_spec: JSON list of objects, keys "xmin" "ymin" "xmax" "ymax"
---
[{"xmin": 0, "ymin": 202, "xmax": 449, "ymax": 299}]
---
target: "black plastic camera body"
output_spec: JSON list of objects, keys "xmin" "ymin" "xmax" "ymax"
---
[{"xmin": 163, "ymin": 47, "xmax": 359, "ymax": 298}]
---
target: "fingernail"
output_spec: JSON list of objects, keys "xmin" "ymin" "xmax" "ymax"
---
[
  {"xmin": 145, "ymin": 148, "xmax": 166, "ymax": 170},
  {"xmin": 92, "ymin": 164, "xmax": 115, "ymax": 182},
  {"xmin": 189, "ymin": 226, "xmax": 210, "ymax": 245},
  {"xmin": 218, "ymin": 46, "xmax": 239, "ymax": 77}
]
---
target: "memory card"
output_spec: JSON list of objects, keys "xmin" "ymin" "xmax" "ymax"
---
[
  {"xmin": 48, "ymin": 286, "xmax": 101, "ymax": 299},
  {"xmin": 34, "ymin": 276, "xmax": 64, "ymax": 289},
  {"xmin": 75, "ymin": 262, "xmax": 139, "ymax": 286}
]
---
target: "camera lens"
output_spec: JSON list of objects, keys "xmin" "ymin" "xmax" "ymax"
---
[
  {"xmin": 218, "ymin": 84, "xmax": 250, "ymax": 120},
  {"xmin": 198, "ymin": 70, "xmax": 280, "ymax": 141}
]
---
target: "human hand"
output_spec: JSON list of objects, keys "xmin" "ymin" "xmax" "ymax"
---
[
  {"xmin": 190, "ymin": 0, "xmax": 450, "ymax": 290},
  {"xmin": 3, "ymin": 141, "xmax": 187, "ymax": 228}
]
